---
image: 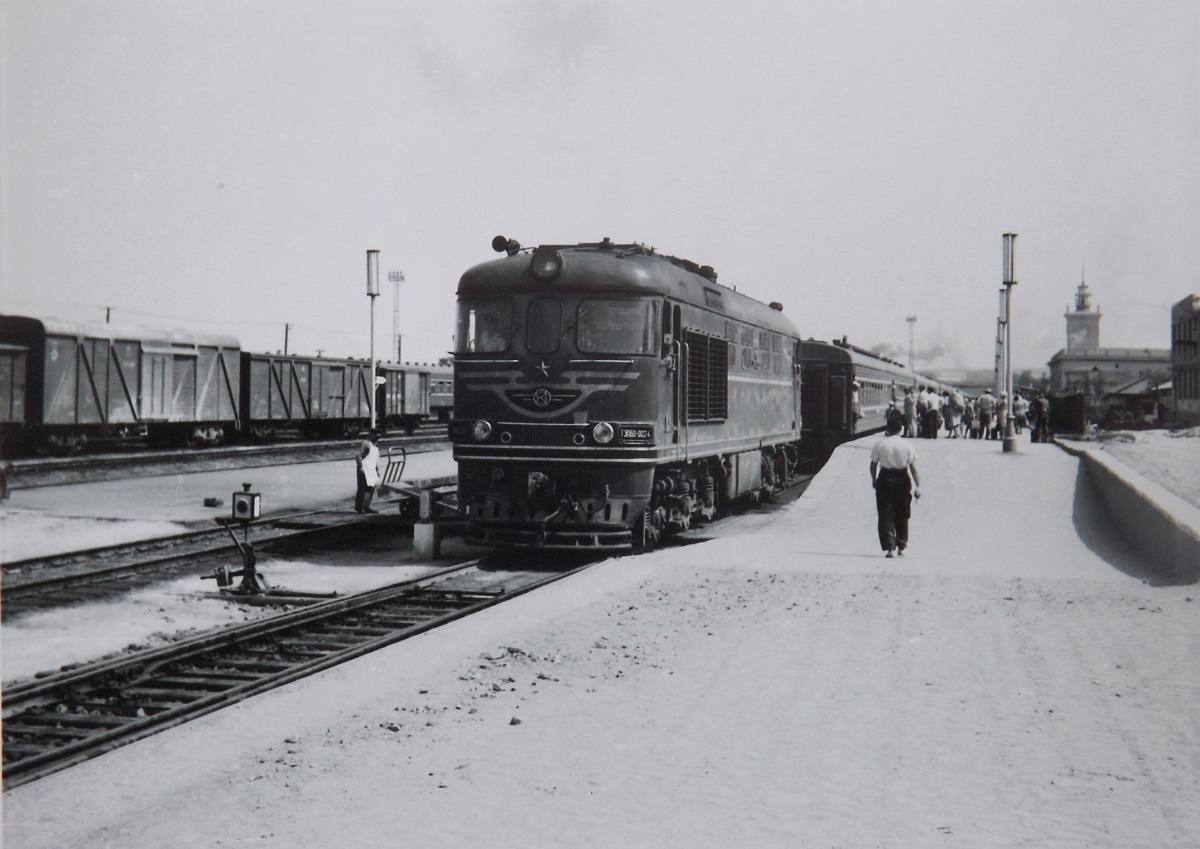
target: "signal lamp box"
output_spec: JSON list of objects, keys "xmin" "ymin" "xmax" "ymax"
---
[{"xmin": 231, "ymin": 491, "xmax": 262, "ymax": 523}]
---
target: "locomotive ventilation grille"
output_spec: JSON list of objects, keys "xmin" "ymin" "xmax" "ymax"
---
[{"xmin": 686, "ymin": 331, "xmax": 728, "ymax": 422}]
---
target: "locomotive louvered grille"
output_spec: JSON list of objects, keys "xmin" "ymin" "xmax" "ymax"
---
[{"xmin": 685, "ymin": 332, "xmax": 728, "ymax": 422}]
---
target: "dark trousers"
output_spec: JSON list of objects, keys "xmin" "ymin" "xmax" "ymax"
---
[
  {"xmin": 875, "ymin": 468, "xmax": 911, "ymax": 552},
  {"xmin": 355, "ymin": 467, "xmax": 375, "ymax": 511}
]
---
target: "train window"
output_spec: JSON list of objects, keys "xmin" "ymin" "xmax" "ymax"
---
[
  {"xmin": 455, "ymin": 300, "xmax": 511, "ymax": 353},
  {"xmin": 526, "ymin": 299, "xmax": 562, "ymax": 354},
  {"xmin": 576, "ymin": 299, "xmax": 659, "ymax": 355}
]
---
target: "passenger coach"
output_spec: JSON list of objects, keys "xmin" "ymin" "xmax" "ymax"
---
[{"xmin": 451, "ymin": 236, "xmax": 805, "ymax": 550}]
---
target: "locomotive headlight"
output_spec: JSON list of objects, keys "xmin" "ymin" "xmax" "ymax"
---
[
  {"xmin": 591, "ymin": 421, "xmax": 615, "ymax": 444},
  {"xmin": 530, "ymin": 247, "xmax": 563, "ymax": 281},
  {"xmin": 472, "ymin": 420, "xmax": 494, "ymax": 442}
]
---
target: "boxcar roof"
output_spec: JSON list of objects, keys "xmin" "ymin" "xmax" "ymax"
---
[
  {"xmin": 457, "ymin": 241, "xmax": 800, "ymax": 337},
  {"xmin": 0, "ymin": 314, "xmax": 240, "ymax": 349}
]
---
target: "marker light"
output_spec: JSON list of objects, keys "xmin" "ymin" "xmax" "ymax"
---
[
  {"xmin": 472, "ymin": 420, "xmax": 494, "ymax": 442},
  {"xmin": 592, "ymin": 421, "xmax": 615, "ymax": 444},
  {"xmin": 530, "ymin": 247, "xmax": 564, "ymax": 281}
]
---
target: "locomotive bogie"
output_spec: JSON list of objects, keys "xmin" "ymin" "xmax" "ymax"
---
[{"xmin": 459, "ymin": 460, "xmax": 654, "ymax": 549}]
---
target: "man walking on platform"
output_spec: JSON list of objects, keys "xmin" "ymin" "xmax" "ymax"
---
[
  {"xmin": 903, "ymin": 386, "xmax": 917, "ymax": 438},
  {"xmin": 978, "ymin": 389, "xmax": 996, "ymax": 439},
  {"xmin": 1031, "ymin": 392, "xmax": 1051, "ymax": 443},
  {"xmin": 355, "ymin": 431, "xmax": 382, "ymax": 513},
  {"xmin": 869, "ymin": 418, "xmax": 921, "ymax": 558}
]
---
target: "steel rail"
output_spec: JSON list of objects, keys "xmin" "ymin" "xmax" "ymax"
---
[
  {"xmin": 0, "ymin": 508, "xmax": 398, "ymax": 617},
  {"xmin": 2, "ymin": 558, "xmax": 590, "ymax": 788},
  {"xmin": 6, "ymin": 427, "xmax": 448, "ymax": 489}
]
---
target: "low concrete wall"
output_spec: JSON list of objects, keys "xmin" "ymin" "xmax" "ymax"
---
[{"xmin": 1057, "ymin": 439, "xmax": 1200, "ymax": 583}]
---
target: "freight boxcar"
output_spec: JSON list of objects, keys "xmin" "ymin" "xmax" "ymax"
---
[
  {"xmin": 378, "ymin": 362, "xmax": 431, "ymax": 434},
  {"xmin": 0, "ymin": 315, "xmax": 241, "ymax": 452},
  {"xmin": 239, "ymin": 353, "xmax": 377, "ymax": 439}
]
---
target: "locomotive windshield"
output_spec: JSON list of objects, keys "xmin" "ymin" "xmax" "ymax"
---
[
  {"xmin": 456, "ymin": 300, "xmax": 512, "ymax": 353},
  {"xmin": 575, "ymin": 299, "xmax": 659, "ymax": 355}
]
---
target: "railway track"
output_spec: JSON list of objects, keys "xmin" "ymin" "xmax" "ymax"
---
[
  {"xmin": 1, "ymin": 558, "xmax": 588, "ymax": 789},
  {"xmin": 0, "ymin": 507, "xmax": 402, "ymax": 619},
  {"xmin": 5, "ymin": 423, "xmax": 448, "ymax": 490}
]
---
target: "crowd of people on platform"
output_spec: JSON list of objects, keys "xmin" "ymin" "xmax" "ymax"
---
[{"xmin": 888, "ymin": 385, "xmax": 1052, "ymax": 443}]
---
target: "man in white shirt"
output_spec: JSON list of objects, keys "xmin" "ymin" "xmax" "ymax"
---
[
  {"xmin": 869, "ymin": 418, "xmax": 922, "ymax": 557},
  {"xmin": 355, "ymin": 431, "xmax": 382, "ymax": 513}
]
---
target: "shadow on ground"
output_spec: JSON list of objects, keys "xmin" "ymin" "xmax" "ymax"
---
[{"xmin": 1071, "ymin": 464, "xmax": 1190, "ymax": 587}]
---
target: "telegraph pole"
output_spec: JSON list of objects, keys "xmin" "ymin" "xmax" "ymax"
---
[{"xmin": 283, "ymin": 323, "xmax": 291, "ymax": 356}]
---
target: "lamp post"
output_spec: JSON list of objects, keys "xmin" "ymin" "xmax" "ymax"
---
[
  {"xmin": 1001, "ymin": 233, "xmax": 1018, "ymax": 453},
  {"xmin": 367, "ymin": 250, "xmax": 380, "ymax": 431},
  {"xmin": 389, "ymin": 270, "xmax": 404, "ymax": 362}
]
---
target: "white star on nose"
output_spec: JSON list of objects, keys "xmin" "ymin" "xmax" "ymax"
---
[{"xmin": 537, "ymin": 360, "xmax": 550, "ymax": 377}]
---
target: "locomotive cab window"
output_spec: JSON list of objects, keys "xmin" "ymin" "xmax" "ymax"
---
[
  {"xmin": 456, "ymin": 300, "xmax": 511, "ymax": 353},
  {"xmin": 576, "ymin": 299, "xmax": 660, "ymax": 355}
]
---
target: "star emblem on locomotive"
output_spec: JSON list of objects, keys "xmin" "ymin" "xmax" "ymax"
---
[{"xmin": 536, "ymin": 359, "xmax": 551, "ymax": 377}]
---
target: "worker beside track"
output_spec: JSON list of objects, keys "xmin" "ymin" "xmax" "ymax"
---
[{"xmin": 355, "ymin": 431, "xmax": 381, "ymax": 514}]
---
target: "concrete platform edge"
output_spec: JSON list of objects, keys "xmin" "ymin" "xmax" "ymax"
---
[{"xmin": 1055, "ymin": 438, "xmax": 1200, "ymax": 583}]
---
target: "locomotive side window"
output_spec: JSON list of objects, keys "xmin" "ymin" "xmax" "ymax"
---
[
  {"xmin": 576, "ymin": 299, "xmax": 659, "ymax": 355},
  {"xmin": 526, "ymin": 299, "xmax": 562, "ymax": 354},
  {"xmin": 456, "ymin": 300, "xmax": 511, "ymax": 353}
]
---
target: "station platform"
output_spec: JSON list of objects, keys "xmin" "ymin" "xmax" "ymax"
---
[
  {"xmin": 4, "ymin": 436, "xmax": 1198, "ymax": 848},
  {"xmin": 0, "ymin": 448, "xmax": 457, "ymax": 562}
]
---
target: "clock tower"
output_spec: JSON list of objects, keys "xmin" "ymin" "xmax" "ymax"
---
[{"xmin": 1065, "ymin": 275, "xmax": 1101, "ymax": 354}]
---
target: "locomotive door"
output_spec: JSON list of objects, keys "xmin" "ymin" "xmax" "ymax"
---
[
  {"xmin": 801, "ymin": 364, "xmax": 828, "ymax": 430},
  {"xmin": 669, "ymin": 303, "xmax": 682, "ymax": 445},
  {"xmin": 792, "ymin": 340, "xmax": 802, "ymax": 431}
]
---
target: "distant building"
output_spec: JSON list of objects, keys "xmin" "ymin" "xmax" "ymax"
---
[
  {"xmin": 1171, "ymin": 293, "xmax": 1200, "ymax": 425},
  {"xmin": 1046, "ymin": 277, "xmax": 1170, "ymax": 396}
]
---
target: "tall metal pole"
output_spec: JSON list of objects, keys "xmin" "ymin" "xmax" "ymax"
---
[
  {"xmin": 1002, "ymin": 233, "xmax": 1018, "ymax": 453},
  {"xmin": 389, "ymin": 270, "xmax": 404, "ymax": 362},
  {"xmin": 367, "ymin": 250, "xmax": 380, "ymax": 431}
]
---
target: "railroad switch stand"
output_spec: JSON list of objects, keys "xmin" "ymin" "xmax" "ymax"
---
[
  {"xmin": 205, "ymin": 536, "xmax": 270, "ymax": 595},
  {"xmin": 203, "ymin": 483, "xmax": 270, "ymax": 595}
]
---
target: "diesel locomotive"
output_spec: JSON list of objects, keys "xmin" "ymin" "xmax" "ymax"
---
[{"xmin": 450, "ymin": 236, "xmax": 807, "ymax": 551}]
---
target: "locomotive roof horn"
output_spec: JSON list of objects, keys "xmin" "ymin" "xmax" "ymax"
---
[{"xmin": 492, "ymin": 234, "xmax": 522, "ymax": 256}]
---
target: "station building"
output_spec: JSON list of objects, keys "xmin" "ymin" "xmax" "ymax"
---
[
  {"xmin": 1046, "ymin": 278, "xmax": 1170, "ymax": 397},
  {"xmin": 1171, "ymin": 293, "xmax": 1200, "ymax": 425}
]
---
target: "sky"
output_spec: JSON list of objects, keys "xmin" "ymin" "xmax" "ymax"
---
[{"xmin": 2, "ymin": 0, "xmax": 1197, "ymax": 372}]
